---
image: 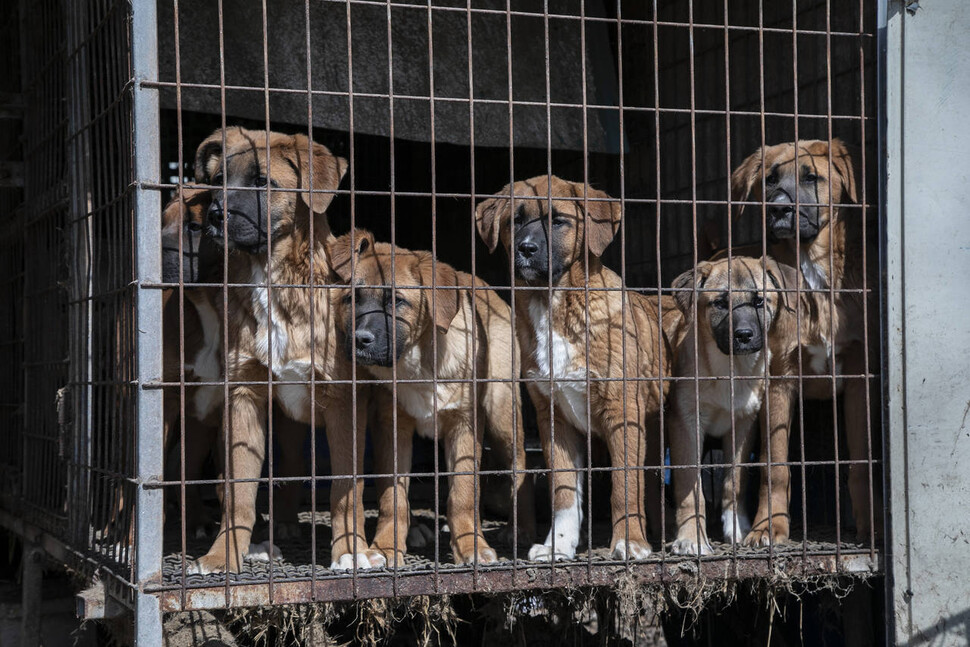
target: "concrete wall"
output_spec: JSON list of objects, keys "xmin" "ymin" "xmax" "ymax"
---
[{"xmin": 886, "ymin": 0, "xmax": 970, "ymax": 643}]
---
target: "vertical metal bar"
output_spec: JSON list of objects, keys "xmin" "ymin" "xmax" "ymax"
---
[
  {"xmin": 132, "ymin": 0, "xmax": 163, "ymax": 642},
  {"xmin": 304, "ymin": 0, "xmax": 317, "ymax": 597},
  {"xmin": 21, "ymin": 544, "xmax": 43, "ymax": 647},
  {"xmin": 259, "ymin": 0, "xmax": 276, "ymax": 604}
]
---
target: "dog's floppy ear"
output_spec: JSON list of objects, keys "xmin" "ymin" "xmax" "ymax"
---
[
  {"xmin": 671, "ymin": 261, "xmax": 713, "ymax": 315},
  {"xmin": 290, "ymin": 134, "xmax": 349, "ymax": 215},
  {"xmin": 730, "ymin": 147, "xmax": 765, "ymax": 219},
  {"xmin": 327, "ymin": 229, "xmax": 374, "ymax": 283},
  {"xmin": 417, "ymin": 252, "xmax": 462, "ymax": 334},
  {"xmin": 194, "ymin": 129, "xmax": 231, "ymax": 183},
  {"xmin": 828, "ymin": 138, "xmax": 859, "ymax": 205},
  {"xmin": 579, "ymin": 184, "xmax": 622, "ymax": 257},
  {"xmin": 475, "ymin": 186, "xmax": 513, "ymax": 253},
  {"xmin": 763, "ymin": 256, "xmax": 799, "ymax": 314}
]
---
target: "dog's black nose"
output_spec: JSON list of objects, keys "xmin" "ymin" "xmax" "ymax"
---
[
  {"xmin": 734, "ymin": 328, "xmax": 754, "ymax": 344},
  {"xmin": 207, "ymin": 201, "xmax": 224, "ymax": 228},
  {"xmin": 517, "ymin": 240, "xmax": 539, "ymax": 257},
  {"xmin": 355, "ymin": 329, "xmax": 375, "ymax": 350},
  {"xmin": 767, "ymin": 194, "xmax": 795, "ymax": 221}
]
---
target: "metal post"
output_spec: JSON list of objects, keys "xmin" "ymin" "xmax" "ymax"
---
[
  {"xmin": 20, "ymin": 544, "xmax": 43, "ymax": 647},
  {"xmin": 132, "ymin": 0, "xmax": 164, "ymax": 643}
]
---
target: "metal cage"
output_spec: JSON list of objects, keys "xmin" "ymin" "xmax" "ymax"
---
[{"xmin": 1, "ymin": 0, "xmax": 898, "ymax": 644}]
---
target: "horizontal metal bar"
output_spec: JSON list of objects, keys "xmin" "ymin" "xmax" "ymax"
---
[{"xmin": 151, "ymin": 552, "xmax": 881, "ymax": 611}]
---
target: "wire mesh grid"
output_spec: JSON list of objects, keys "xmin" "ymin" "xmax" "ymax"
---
[{"xmin": 0, "ymin": 0, "xmax": 882, "ymax": 619}]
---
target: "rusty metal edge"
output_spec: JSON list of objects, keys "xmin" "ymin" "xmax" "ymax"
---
[{"xmin": 154, "ymin": 552, "xmax": 881, "ymax": 612}]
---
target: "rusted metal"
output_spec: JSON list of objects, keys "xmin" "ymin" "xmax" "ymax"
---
[{"xmin": 2, "ymin": 0, "xmax": 884, "ymax": 628}]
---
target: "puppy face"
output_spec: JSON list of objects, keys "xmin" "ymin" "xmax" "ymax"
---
[
  {"xmin": 731, "ymin": 139, "xmax": 858, "ymax": 243},
  {"xmin": 328, "ymin": 230, "xmax": 460, "ymax": 368},
  {"xmin": 673, "ymin": 257, "xmax": 792, "ymax": 356},
  {"xmin": 161, "ymin": 188, "xmax": 211, "ymax": 284},
  {"xmin": 475, "ymin": 175, "xmax": 620, "ymax": 286},
  {"xmin": 194, "ymin": 127, "xmax": 348, "ymax": 254}
]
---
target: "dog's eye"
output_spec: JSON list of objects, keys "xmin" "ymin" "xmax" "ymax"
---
[
  {"xmin": 514, "ymin": 212, "xmax": 525, "ymax": 226},
  {"xmin": 395, "ymin": 296, "xmax": 409, "ymax": 308},
  {"xmin": 186, "ymin": 221, "xmax": 203, "ymax": 233},
  {"xmin": 802, "ymin": 173, "xmax": 820, "ymax": 184},
  {"xmin": 552, "ymin": 216, "xmax": 570, "ymax": 228},
  {"xmin": 210, "ymin": 173, "xmax": 223, "ymax": 185},
  {"xmin": 752, "ymin": 295, "xmax": 765, "ymax": 308},
  {"xmin": 711, "ymin": 297, "xmax": 728, "ymax": 310},
  {"xmin": 765, "ymin": 172, "xmax": 779, "ymax": 185}
]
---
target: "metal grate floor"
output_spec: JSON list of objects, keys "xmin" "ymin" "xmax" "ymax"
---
[{"xmin": 152, "ymin": 503, "xmax": 881, "ymax": 611}]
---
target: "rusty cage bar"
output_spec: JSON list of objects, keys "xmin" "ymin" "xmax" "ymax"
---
[{"xmin": 0, "ymin": 0, "xmax": 891, "ymax": 643}]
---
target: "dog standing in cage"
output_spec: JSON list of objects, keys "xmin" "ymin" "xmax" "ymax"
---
[
  {"xmin": 328, "ymin": 229, "xmax": 535, "ymax": 566},
  {"xmin": 729, "ymin": 139, "xmax": 879, "ymax": 543},
  {"xmin": 667, "ymin": 255, "xmax": 828, "ymax": 555},
  {"xmin": 185, "ymin": 126, "xmax": 382, "ymax": 574},
  {"xmin": 476, "ymin": 176, "xmax": 682, "ymax": 562}
]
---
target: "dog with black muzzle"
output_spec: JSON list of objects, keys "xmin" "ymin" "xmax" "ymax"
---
[
  {"xmin": 667, "ymin": 256, "xmax": 827, "ymax": 555},
  {"xmin": 187, "ymin": 127, "xmax": 380, "ymax": 574},
  {"xmin": 328, "ymin": 230, "xmax": 535, "ymax": 565},
  {"xmin": 730, "ymin": 139, "xmax": 880, "ymax": 543},
  {"xmin": 477, "ymin": 176, "xmax": 682, "ymax": 562}
]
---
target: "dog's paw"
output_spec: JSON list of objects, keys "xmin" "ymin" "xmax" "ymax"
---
[
  {"xmin": 406, "ymin": 523, "xmax": 434, "ymax": 549},
  {"xmin": 329, "ymin": 552, "xmax": 375, "ymax": 571},
  {"xmin": 362, "ymin": 549, "xmax": 389, "ymax": 569},
  {"xmin": 611, "ymin": 539, "xmax": 652, "ymax": 560},
  {"xmin": 186, "ymin": 553, "xmax": 239, "ymax": 575},
  {"xmin": 246, "ymin": 541, "xmax": 282, "ymax": 563},
  {"xmin": 454, "ymin": 545, "xmax": 498, "ymax": 565},
  {"xmin": 670, "ymin": 537, "xmax": 713, "ymax": 556},
  {"xmin": 528, "ymin": 543, "xmax": 575, "ymax": 562},
  {"xmin": 743, "ymin": 521, "xmax": 789, "ymax": 548},
  {"xmin": 721, "ymin": 510, "xmax": 751, "ymax": 544}
]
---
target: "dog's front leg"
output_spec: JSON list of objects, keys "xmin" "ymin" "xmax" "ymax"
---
[
  {"xmin": 528, "ymin": 387, "xmax": 583, "ymax": 562},
  {"xmin": 842, "ymin": 342, "xmax": 882, "ymax": 542},
  {"xmin": 369, "ymin": 394, "xmax": 415, "ymax": 568},
  {"xmin": 444, "ymin": 413, "xmax": 497, "ymax": 564},
  {"xmin": 720, "ymin": 417, "xmax": 756, "ymax": 544},
  {"xmin": 669, "ymin": 395, "xmax": 711, "ymax": 555},
  {"xmin": 190, "ymin": 383, "xmax": 267, "ymax": 574},
  {"xmin": 606, "ymin": 399, "xmax": 651, "ymax": 560},
  {"xmin": 325, "ymin": 387, "xmax": 371, "ymax": 571},
  {"xmin": 744, "ymin": 382, "xmax": 793, "ymax": 547}
]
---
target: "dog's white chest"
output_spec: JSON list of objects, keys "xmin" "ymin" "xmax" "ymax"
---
[
  {"xmin": 273, "ymin": 361, "xmax": 313, "ymax": 421},
  {"xmin": 527, "ymin": 299, "xmax": 590, "ymax": 433},
  {"xmin": 800, "ymin": 258, "xmax": 828, "ymax": 291},
  {"xmin": 249, "ymin": 264, "xmax": 290, "ymax": 368},
  {"xmin": 698, "ymin": 352, "xmax": 766, "ymax": 438},
  {"xmin": 369, "ymin": 345, "xmax": 463, "ymax": 439}
]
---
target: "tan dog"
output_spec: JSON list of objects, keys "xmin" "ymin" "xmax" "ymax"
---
[
  {"xmin": 476, "ymin": 176, "xmax": 680, "ymax": 561},
  {"xmin": 186, "ymin": 127, "xmax": 372, "ymax": 574},
  {"xmin": 730, "ymin": 139, "xmax": 879, "ymax": 542},
  {"xmin": 668, "ymin": 256, "xmax": 827, "ymax": 554},
  {"xmin": 328, "ymin": 230, "xmax": 535, "ymax": 565}
]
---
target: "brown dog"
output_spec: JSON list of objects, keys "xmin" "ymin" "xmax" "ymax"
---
[
  {"xmin": 186, "ymin": 127, "xmax": 372, "ymax": 574},
  {"xmin": 730, "ymin": 139, "xmax": 879, "ymax": 542},
  {"xmin": 328, "ymin": 229, "xmax": 535, "ymax": 565},
  {"xmin": 476, "ymin": 176, "xmax": 680, "ymax": 561},
  {"xmin": 668, "ymin": 256, "xmax": 827, "ymax": 554}
]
